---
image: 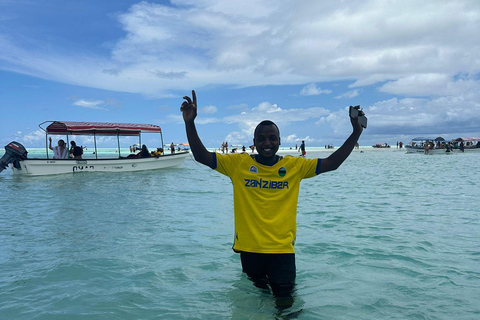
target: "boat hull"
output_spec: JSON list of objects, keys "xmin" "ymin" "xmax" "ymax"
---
[
  {"xmin": 454, "ymin": 148, "xmax": 480, "ymax": 153},
  {"xmin": 405, "ymin": 146, "xmax": 454, "ymax": 155},
  {"xmin": 10, "ymin": 152, "xmax": 189, "ymax": 176}
]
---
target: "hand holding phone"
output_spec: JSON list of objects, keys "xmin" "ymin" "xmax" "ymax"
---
[{"xmin": 349, "ymin": 105, "xmax": 367, "ymax": 128}]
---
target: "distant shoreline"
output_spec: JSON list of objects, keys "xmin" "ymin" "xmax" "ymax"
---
[
  {"xmin": 207, "ymin": 146, "xmax": 403, "ymax": 154},
  {"xmin": 0, "ymin": 146, "xmax": 403, "ymax": 157}
]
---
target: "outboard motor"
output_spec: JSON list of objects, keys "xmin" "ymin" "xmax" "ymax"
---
[{"xmin": 0, "ymin": 141, "xmax": 28, "ymax": 173}]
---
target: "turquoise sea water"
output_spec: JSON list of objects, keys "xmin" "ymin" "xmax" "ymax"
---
[{"xmin": 1, "ymin": 149, "xmax": 479, "ymax": 319}]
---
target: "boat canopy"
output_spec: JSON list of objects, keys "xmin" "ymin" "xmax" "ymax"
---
[
  {"xmin": 411, "ymin": 137, "xmax": 445, "ymax": 142},
  {"xmin": 411, "ymin": 137, "xmax": 435, "ymax": 141},
  {"xmin": 40, "ymin": 121, "xmax": 161, "ymax": 136},
  {"xmin": 454, "ymin": 137, "xmax": 480, "ymax": 142}
]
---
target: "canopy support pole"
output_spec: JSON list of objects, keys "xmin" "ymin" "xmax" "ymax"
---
[
  {"xmin": 160, "ymin": 132, "xmax": 164, "ymax": 155},
  {"xmin": 66, "ymin": 135, "xmax": 70, "ymax": 158},
  {"xmin": 117, "ymin": 131, "xmax": 121, "ymax": 157},
  {"xmin": 94, "ymin": 132, "xmax": 98, "ymax": 159},
  {"xmin": 46, "ymin": 134, "xmax": 50, "ymax": 159}
]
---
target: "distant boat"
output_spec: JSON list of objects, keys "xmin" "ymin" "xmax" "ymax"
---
[
  {"xmin": 372, "ymin": 143, "xmax": 390, "ymax": 148},
  {"xmin": 0, "ymin": 121, "xmax": 189, "ymax": 176},
  {"xmin": 405, "ymin": 137, "xmax": 454, "ymax": 155},
  {"xmin": 164, "ymin": 143, "xmax": 190, "ymax": 152},
  {"xmin": 452, "ymin": 137, "xmax": 480, "ymax": 153}
]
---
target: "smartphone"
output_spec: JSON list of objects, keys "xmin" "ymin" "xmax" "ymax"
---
[{"xmin": 349, "ymin": 106, "xmax": 367, "ymax": 128}]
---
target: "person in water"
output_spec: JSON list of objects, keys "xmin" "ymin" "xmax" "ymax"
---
[
  {"xmin": 181, "ymin": 90, "xmax": 364, "ymax": 308},
  {"xmin": 299, "ymin": 140, "xmax": 306, "ymax": 156}
]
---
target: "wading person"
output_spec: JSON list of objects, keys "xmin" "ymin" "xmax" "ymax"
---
[
  {"xmin": 181, "ymin": 90, "xmax": 364, "ymax": 308},
  {"xmin": 299, "ymin": 140, "xmax": 306, "ymax": 156}
]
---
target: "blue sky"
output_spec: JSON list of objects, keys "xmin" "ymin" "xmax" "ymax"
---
[{"xmin": 1, "ymin": 0, "xmax": 479, "ymax": 149}]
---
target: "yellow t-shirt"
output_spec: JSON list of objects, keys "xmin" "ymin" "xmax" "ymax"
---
[{"xmin": 213, "ymin": 153, "xmax": 321, "ymax": 253}]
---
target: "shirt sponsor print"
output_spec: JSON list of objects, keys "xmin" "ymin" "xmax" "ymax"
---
[{"xmin": 244, "ymin": 178, "xmax": 289, "ymax": 189}]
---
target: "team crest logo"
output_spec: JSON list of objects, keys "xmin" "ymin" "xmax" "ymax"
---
[
  {"xmin": 278, "ymin": 167, "xmax": 286, "ymax": 177},
  {"xmin": 249, "ymin": 165, "xmax": 258, "ymax": 174}
]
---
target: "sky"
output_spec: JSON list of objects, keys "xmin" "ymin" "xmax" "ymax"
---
[{"xmin": 1, "ymin": 0, "xmax": 479, "ymax": 149}]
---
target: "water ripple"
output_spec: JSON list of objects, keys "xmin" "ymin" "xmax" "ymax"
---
[{"xmin": 1, "ymin": 152, "xmax": 480, "ymax": 319}]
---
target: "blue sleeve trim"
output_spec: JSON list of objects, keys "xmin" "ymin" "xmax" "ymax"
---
[
  {"xmin": 211, "ymin": 152, "xmax": 217, "ymax": 170},
  {"xmin": 315, "ymin": 158, "xmax": 321, "ymax": 175}
]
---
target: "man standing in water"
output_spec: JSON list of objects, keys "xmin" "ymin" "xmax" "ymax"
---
[
  {"xmin": 299, "ymin": 140, "xmax": 306, "ymax": 156},
  {"xmin": 181, "ymin": 90, "xmax": 364, "ymax": 308}
]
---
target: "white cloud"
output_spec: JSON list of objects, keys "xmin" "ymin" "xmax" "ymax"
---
[
  {"xmin": 196, "ymin": 117, "xmax": 220, "ymax": 125},
  {"xmin": 168, "ymin": 112, "xmax": 219, "ymax": 125},
  {"xmin": 300, "ymin": 84, "xmax": 332, "ymax": 96},
  {"xmin": 224, "ymin": 131, "xmax": 247, "ymax": 146},
  {"xmin": 22, "ymin": 129, "xmax": 44, "ymax": 144},
  {"xmin": 1, "ymin": 0, "xmax": 479, "ymax": 97},
  {"xmin": 317, "ymin": 112, "xmax": 347, "ymax": 135},
  {"xmin": 378, "ymin": 74, "xmax": 480, "ymax": 97},
  {"xmin": 165, "ymin": 114, "xmax": 184, "ymax": 124},
  {"xmin": 168, "ymin": 99, "xmax": 334, "ymax": 145},
  {"xmin": 335, "ymin": 90, "xmax": 359, "ymax": 99},
  {"xmin": 207, "ymin": 101, "xmax": 332, "ymax": 144},
  {"xmin": 299, "ymin": 136, "xmax": 315, "ymax": 143},
  {"xmin": 347, "ymin": 93, "xmax": 480, "ymax": 137},
  {"xmin": 200, "ymin": 105, "xmax": 217, "ymax": 114},
  {"xmin": 283, "ymin": 134, "xmax": 298, "ymax": 143},
  {"xmin": 283, "ymin": 134, "xmax": 315, "ymax": 144},
  {"xmin": 252, "ymin": 102, "xmax": 282, "ymax": 113},
  {"xmin": 72, "ymin": 99, "xmax": 106, "ymax": 110}
]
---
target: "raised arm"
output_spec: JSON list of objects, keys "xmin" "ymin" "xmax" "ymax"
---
[
  {"xmin": 48, "ymin": 137, "xmax": 53, "ymax": 151},
  {"xmin": 319, "ymin": 109, "xmax": 364, "ymax": 173},
  {"xmin": 181, "ymin": 90, "xmax": 214, "ymax": 168}
]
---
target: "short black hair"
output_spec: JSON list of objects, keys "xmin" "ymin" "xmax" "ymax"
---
[{"xmin": 254, "ymin": 120, "xmax": 280, "ymax": 137}]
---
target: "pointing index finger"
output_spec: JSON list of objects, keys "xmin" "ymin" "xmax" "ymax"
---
[{"xmin": 192, "ymin": 90, "xmax": 196, "ymax": 106}]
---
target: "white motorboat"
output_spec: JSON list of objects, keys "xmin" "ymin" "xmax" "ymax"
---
[
  {"xmin": 372, "ymin": 143, "xmax": 391, "ymax": 148},
  {"xmin": 0, "ymin": 121, "xmax": 189, "ymax": 176},
  {"xmin": 452, "ymin": 137, "xmax": 480, "ymax": 153},
  {"xmin": 405, "ymin": 137, "xmax": 454, "ymax": 155}
]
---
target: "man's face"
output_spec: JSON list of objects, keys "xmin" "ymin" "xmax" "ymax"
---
[{"xmin": 254, "ymin": 124, "xmax": 280, "ymax": 159}]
